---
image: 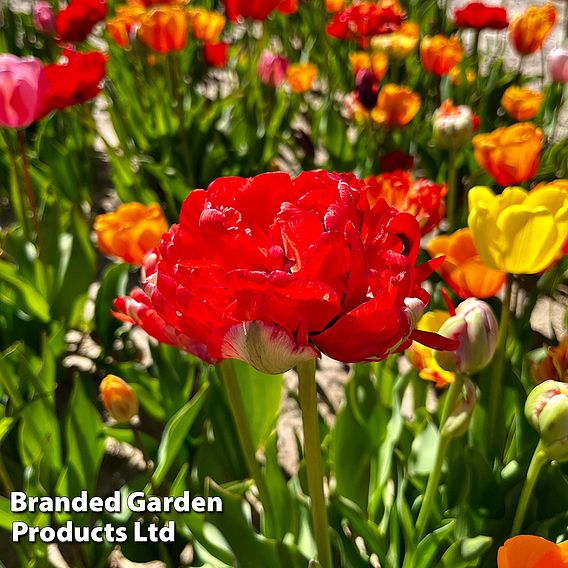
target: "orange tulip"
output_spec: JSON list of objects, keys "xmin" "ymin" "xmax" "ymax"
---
[
  {"xmin": 427, "ymin": 228, "xmax": 506, "ymax": 299},
  {"xmin": 325, "ymin": 0, "xmax": 345, "ymax": 12},
  {"xmin": 365, "ymin": 171, "xmax": 447, "ymax": 234},
  {"xmin": 472, "ymin": 122, "xmax": 543, "ymax": 186},
  {"xmin": 371, "ymin": 21, "xmax": 419, "ymax": 59},
  {"xmin": 509, "ymin": 3, "xmax": 557, "ymax": 55},
  {"xmin": 370, "ymin": 83, "xmax": 420, "ymax": 127},
  {"xmin": 501, "ymin": 86, "xmax": 544, "ymax": 121},
  {"xmin": 406, "ymin": 310, "xmax": 455, "ymax": 388},
  {"xmin": 187, "ymin": 8, "xmax": 225, "ymax": 44},
  {"xmin": 138, "ymin": 6, "xmax": 188, "ymax": 53},
  {"xmin": 420, "ymin": 34, "xmax": 464, "ymax": 76},
  {"xmin": 94, "ymin": 202, "xmax": 169, "ymax": 265},
  {"xmin": 100, "ymin": 375, "xmax": 139, "ymax": 423},
  {"xmin": 349, "ymin": 51, "xmax": 388, "ymax": 81},
  {"xmin": 498, "ymin": 536, "xmax": 568, "ymax": 568},
  {"xmin": 531, "ymin": 335, "xmax": 568, "ymax": 384},
  {"xmin": 106, "ymin": 5, "xmax": 146, "ymax": 47},
  {"xmin": 286, "ymin": 63, "xmax": 317, "ymax": 92}
]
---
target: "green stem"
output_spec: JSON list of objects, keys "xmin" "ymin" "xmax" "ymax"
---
[
  {"xmin": 488, "ymin": 275, "xmax": 513, "ymax": 459},
  {"xmin": 1, "ymin": 128, "xmax": 31, "ymax": 240},
  {"xmin": 415, "ymin": 373, "xmax": 464, "ymax": 541},
  {"xmin": 510, "ymin": 442, "xmax": 548, "ymax": 536},
  {"xmin": 219, "ymin": 360, "xmax": 276, "ymax": 537},
  {"xmin": 16, "ymin": 130, "xmax": 45, "ymax": 264},
  {"xmin": 297, "ymin": 358, "xmax": 332, "ymax": 568},
  {"xmin": 446, "ymin": 148, "xmax": 458, "ymax": 232}
]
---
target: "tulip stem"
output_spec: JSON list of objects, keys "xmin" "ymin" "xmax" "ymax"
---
[
  {"xmin": 446, "ymin": 147, "xmax": 458, "ymax": 232},
  {"xmin": 415, "ymin": 372, "xmax": 464, "ymax": 541},
  {"xmin": 488, "ymin": 274, "xmax": 513, "ymax": 460},
  {"xmin": 1, "ymin": 128, "xmax": 33, "ymax": 240},
  {"xmin": 219, "ymin": 360, "xmax": 277, "ymax": 538},
  {"xmin": 297, "ymin": 358, "xmax": 333, "ymax": 568},
  {"xmin": 511, "ymin": 442, "xmax": 548, "ymax": 536},
  {"xmin": 16, "ymin": 129, "xmax": 45, "ymax": 261}
]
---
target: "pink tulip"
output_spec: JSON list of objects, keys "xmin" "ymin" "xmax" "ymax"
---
[
  {"xmin": 258, "ymin": 51, "xmax": 289, "ymax": 87},
  {"xmin": 548, "ymin": 47, "xmax": 568, "ymax": 84},
  {"xmin": 32, "ymin": 1, "xmax": 55, "ymax": 34},
  {"xmin": 0, "ymin": 55, "xmax": 47, "ymax": 128}
]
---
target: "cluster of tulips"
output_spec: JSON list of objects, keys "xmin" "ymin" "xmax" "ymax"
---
[{"xmin": 1, "ymin": 0, "xmax": 568, "ymax": 567}]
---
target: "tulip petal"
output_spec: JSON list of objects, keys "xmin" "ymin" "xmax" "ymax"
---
[{"xmin": 221, "ymin": 320, "xmax": 319, "ymax": 374}]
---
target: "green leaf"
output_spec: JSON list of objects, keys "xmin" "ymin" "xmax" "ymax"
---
[
  {"xmin": 94, "ymin": 263, "xmax": 130, "ymax": 351},
  {"xmin": 207, "ymin": 480, "xmax": 309, "ymax": 568},
  {"xmin": 152, "ymin": 383, "xmax": 210, "ymax": 487},
  {"xmin": 57, "ymin": 377, "xmax": 106, "ymax": 499},
  {"xmin": 0, "ymin": 261, "xmax": 50, "ymax": 322},
  {"xmin": 232, "ymin": 360, "xmax": 284, "ymax": 450},
  {"xmin": 440, "ymin": 536, "xmax": 493, "ymax": 567},
  {"xmin": 413, "ymin": 521, "xmax": 456, "ymax": 568}
]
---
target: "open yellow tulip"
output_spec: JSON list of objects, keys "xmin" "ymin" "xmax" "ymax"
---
[{"xmin": 468, "ymin": 185, "xmax": 568, "ymax": 274}]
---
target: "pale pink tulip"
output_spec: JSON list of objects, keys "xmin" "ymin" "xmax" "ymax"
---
[{"xmin": 548, "ymin": 47, "xmax": 568, "ymax": 84}]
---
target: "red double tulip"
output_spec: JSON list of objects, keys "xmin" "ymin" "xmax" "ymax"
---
[
  {"xmin": 40, "ymin": 50, "xmax": 106, "ymax": 116},
  {"xmin": 327, "ymin": 1, "xmax": 405, "ymax": 45},
  {"xmin": 114, "ymin": 171, "xmax": 457, "ymax": 373},
  {"xmin": 453, "ymin": 2, "xmax": 508, "ymax": 30},
  {"xmin": 55, "ymin": 0, "xmax": 107, "ymax": 43},
  {"xmin": 223, "ymin": 0, "xmax": 282, "ymax": 22}
]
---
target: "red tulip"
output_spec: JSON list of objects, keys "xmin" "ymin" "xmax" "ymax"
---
[
  {"xmin": 114, "ymin": 171, "xmax": 457, "ymax": 374},
  {"xmin": 327, "ymin": 1, "xmax": 405, "ymax": 46},
  {"xmin": 223, "ymin": 0, "xmax": 282, "ymax": 22},
  {"xmin": 278, "ymin": 0, "xmax": 298, "ymax": 14},
  {"xmin": 453, "ymin": 2, "xmax": 508, "ymax": 30},
  {"xmin": 203, "ymin": 42, "xmax": 229, "ymax": 68},
  {"xmin": 55, "ymin": 0, "xmax": 107, "ymax": 43},
  {"xmin": 40, "ymin": 50, "xmax": 106, "ymax": 116}
]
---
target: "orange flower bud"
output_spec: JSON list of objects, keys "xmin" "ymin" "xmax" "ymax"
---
[
  {"xmin": 509, "ymin": 3, "xmax": 557, "ymax": 55},
  {"xmin": 370, "ymin": 83, "xmax": 420, "ymax": 127},
  {"xmin": 427, "ymin": 228, "xmax": 506, "ymax": 300},
  {"xmin": 501, "ymin": 86, "xmax": 544, "ymax": 121},
  {"xmin": 325, "ymin": 0, "xmax": 345, "ymax": 13},
  {"xmin": 94, "ymin": 202, "xmax": 169, "ymax": 266},
  {"xmin": 349, "ymin": 51, "xmax": 388, "ymax": 81},
  {"xmin": 449, "ymin": 65, "xmax": 476, "ymax": 86},
  {"xmin": 420, "ymin": 34, "xmax": 464, "ymax": 76},
  {"xmin": 472, "ymin": 122, "xmax": 543, "ymax": 186},
  {"xmin": 187, "ymin": 8, "xmax": 225, "ymax": 44},
  {"xmin": 286, "ymin": 63, "xmax": 317, "ymax": 93},
  {"xmin": 138, "ymin": 6, "xmax": 188, "ymax": 53},
  {"xmin": 100, "ymin": 375, "xmax": 139, "ymax": 423}
]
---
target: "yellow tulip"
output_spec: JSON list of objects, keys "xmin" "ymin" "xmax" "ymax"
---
[{"xmin": 468, "ymin": 185, "xmax": 568, "ymax": 274}]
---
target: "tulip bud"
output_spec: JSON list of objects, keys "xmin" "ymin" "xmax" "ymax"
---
[
  {"xmin": 356, "ymin": 69, "xmax": 379, "ymax": 110},
  {"xmin": 442, "ymin": 377, "xmax": 476, "ymax": 438},
  {"xmin": 432, "ymin": 100, "xmax": 475, "ymax": 149},
  {"xmin": 100, "ymin": 375, "xmax": 139, "ymax": 423},
  {"xmin": 32, "ymin": 1, "xmax": 55, "ymax": 34},
  {"xmin": 548, "ymin": 47, "xmax": 568, "ymax": 84},
  {"xmin": 525, "ymin": 380, "xmax": 568, "ymax": 461},
  {"xmin": 434, "ymin": 298, "xmax": 498, "ymax": 374}
]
